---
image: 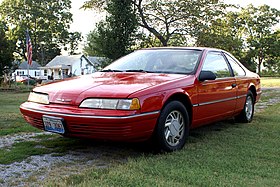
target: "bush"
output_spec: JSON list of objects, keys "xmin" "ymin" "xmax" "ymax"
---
[{"xmin": 23, "ymin": 79, "xmax": 37, "ymax": 86}]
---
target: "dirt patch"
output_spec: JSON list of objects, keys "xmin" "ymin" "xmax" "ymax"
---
[
  {"xmin": 0, "ymin": 132, "xmax": 50, "ymax": 149},
  {"xmin": 0, "ymin": 88, "xmax": 280, "ymax": 187}
]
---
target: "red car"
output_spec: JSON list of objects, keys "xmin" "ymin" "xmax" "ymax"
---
[{"xmin": 20, "ymin": 47, "xmax": 261, "ymax": 151}]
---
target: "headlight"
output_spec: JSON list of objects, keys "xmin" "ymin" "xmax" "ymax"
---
[
  {"xmin": 28, "ymin": 92, "xmax": 49, "ymax": 104},
  {"xmin": 79, "ymin": 98, "xmax": 140, "ymax": 110}
]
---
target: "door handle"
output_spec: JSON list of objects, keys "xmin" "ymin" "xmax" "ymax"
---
[{"xmin": 232, "ymin": 83, "xmax": 237, "ymax": 88}]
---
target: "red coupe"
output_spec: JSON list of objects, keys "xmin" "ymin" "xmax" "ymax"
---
[{"xmin": 20, "ymin": 47, "xmax": 261, "ymax": 151}]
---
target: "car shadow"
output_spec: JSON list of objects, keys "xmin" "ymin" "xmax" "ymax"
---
[
  {"xmin": 56, "ymin": 118, "xmax": 242, "ymax": 157},
  {"xmin": 188, "ymin": 118, "xmax": 241, "ymax": 142}
]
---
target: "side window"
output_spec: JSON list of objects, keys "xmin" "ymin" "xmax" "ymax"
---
[
  {"xmin": 202, "ymin": 52, "xmax": 231, "ymax": 78},
  {"xmin": 225, "ymin": 54, "xmax": 246, "ymax": 76}
]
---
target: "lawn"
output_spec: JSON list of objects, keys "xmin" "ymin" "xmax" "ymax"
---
[
  {"xmin": 0, "ymin": 91, "xmax": 39, "ymax": 136},
  {"xmin": 261, "ymin": 77, "xmax": 280, "ymax": 87},
  {"xmin": 46, "ymin": 103, "xmax": 279, "ymax": 187}
]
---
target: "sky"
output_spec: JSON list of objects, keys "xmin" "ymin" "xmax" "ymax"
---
[{"xmin": 69, "ymin": 0, "xmax": 103, "ymax": 37}]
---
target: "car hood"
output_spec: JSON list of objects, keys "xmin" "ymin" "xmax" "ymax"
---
[{"xmin": 33, "ymin": 72, "xmax": 188, "ymax": 105}]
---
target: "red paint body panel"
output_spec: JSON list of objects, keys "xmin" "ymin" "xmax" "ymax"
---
[{"xmin": 20, "ymin": 47, "xmax": 261, "ymax": 142}]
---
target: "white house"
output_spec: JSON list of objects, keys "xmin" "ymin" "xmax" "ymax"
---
[
  {"xmin": 13, "ymin": 61, "xmax": 43, "ymax": 79},
  {"xmin": 41, "ymin": 55, "xmax": 102, "ymax": 80}
]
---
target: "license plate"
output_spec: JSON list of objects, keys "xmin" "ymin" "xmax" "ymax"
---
[{"xmin": 42, "ymin": 115, "xmax": 65, "ymax": 134}]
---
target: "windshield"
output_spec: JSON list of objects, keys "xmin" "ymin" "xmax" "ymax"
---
[{"xmin": 103, "ymin": 49, "xmax": 202, "ymax": 74}]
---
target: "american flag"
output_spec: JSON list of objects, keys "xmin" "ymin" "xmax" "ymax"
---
[{"xmin": 26, "ymin": 30, "xmax": 32, "ymax": 66}]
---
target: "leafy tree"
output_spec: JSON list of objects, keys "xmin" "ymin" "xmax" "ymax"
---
[
  {"xmin": 84, "ymin": 0, "xmax": 137, "ymax": 60},
  {"xmin": 0, "ymin": 21, "xmax": 14, "ymax": 77},
  {"xmin": 0, "ymin": 0, "xmax": 78, "ymax": 65},
  {"xmin": 83, "ymin": 0, "xmax": 229, "ymax": 47},
  {"xmin": 196, "ymin": 12, "xmax": 244, "ymax": 58},
  {"xmin": 83, "ymin": 30, "xmax": 113, "ymax": 68},
  {"xmin": 263, "ymin": 30, "xmax": 280, "ymax": 74},
  {"xmin": 84, "ymin": 30, "xmax": 100, "ymax": 56},
  {"xmin": 136, "ymin": 0, "xmax": 229, "ymax": 46},
  {"xmin": 64, "ymin": 32, "xmax": 83, "ymax": 55},
  {"xmin": 239, "ymin": 4, "xmax": 280, "ymax": 74}
]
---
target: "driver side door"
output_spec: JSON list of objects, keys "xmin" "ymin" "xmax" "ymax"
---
[{"xmin": 194, "ymin": 51, "xmax": 237, "ymax": 126}]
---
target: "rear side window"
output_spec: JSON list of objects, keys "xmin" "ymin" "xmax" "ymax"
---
[
  {"xmin": 202, "ymin": 52, "xmax": 231, "ymax": 78},
  {"xmin": 225, "ymin": 54, "xmax": 245, "ymax": 76}
]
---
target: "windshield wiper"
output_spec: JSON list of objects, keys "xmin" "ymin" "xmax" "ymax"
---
[
  {"xmin": 125, "ymin": 69, "xmax": 150, "ymax": 73},
  {"xmin": 100, "ymin": 69, "xmax": 123, "ymax": 72}
]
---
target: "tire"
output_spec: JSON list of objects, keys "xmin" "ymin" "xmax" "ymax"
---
[
  {"xmin": 235, "ymin": 90, "xmax": 255, "ymax": 123},
  {"xmin": 154, "ymin": 101, "xmax": 189, "ymax": 152}
]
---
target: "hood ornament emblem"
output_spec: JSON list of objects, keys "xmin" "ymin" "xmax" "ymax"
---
[{"xmin": 56, "ymin": 98, "xmax": 72, "ymax": 102}]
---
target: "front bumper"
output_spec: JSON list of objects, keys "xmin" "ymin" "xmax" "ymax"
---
[{"xmin": 20, "ymin": 102, "xmax": 160, "ymax": 142}]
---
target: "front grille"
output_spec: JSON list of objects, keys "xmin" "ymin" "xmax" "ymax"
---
[{"xmin": 67, "ymin": 121, "xmax": 133, "ymax": 138}]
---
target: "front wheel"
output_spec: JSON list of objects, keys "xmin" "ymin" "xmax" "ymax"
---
[
  {"xmin": 154, "ymin": 101, "xmax": 189, "ymax": 152},
  {"xmin": 235, "ymin": 90, "xmax": 255, "ymax": 123}
]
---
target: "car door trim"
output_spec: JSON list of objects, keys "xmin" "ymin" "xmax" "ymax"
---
[{"xmin": 193, "ymin": 94, "xmax": 247, "ymax": 107}]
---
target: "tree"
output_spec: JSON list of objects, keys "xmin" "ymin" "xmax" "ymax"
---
[
  {"xmin": 263, "ymin": 30, "xmax": 280, "ymax": 74},
  {"xmin": 239, "ymin": 4, "xmax": 280, "ymax": 74},
  {"xmin": 0, "ymin": 21, "xmax": 14, "ymax": 77},
  {"xmin": 84, "ymin": 0, "xmax": 137, "ymax": 60},
  {"xmin": 136, "ymin": 0, "xmax": 229, "ymax": 46},
  {"xmin": 83, "ymin": 0, "xmax": 229, "ymax": 47},
  {"xmin": 195, "ymin": 11, "xmax": 245, "ymax": 60},
  {"xmin": 64, "ymin": 32, "xmax": 83, "ymax": 55},
  {"xmin": 0, "ymin": 0, "xmax": 79, "ymax": 65},
  {"xmin": 84, "ymin": 30, "xmax": 100, "ymax": 56}
]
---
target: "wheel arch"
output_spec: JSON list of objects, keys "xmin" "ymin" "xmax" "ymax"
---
[
  {"xmin": 162, "ymin": 92, "xmax": 193, "ymax": 126},
  {"xmin": 248, "ymin": 84, "xmax": 257, "ymax": 103}
]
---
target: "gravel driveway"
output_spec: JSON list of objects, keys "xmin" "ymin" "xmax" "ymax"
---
[{"xmin": 1, "ymin": 88, "xmax": 280, "ymax": 187}]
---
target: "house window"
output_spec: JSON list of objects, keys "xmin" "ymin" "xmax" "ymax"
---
[
  {"xmin": 44, "ymin": 70, "xmax": 47, "ymax": 76},
  {"xmin": 35, "ymin": 71, "xmax": 41, "ymax": 76},
  {"xmin": 17, "ymin": 71, "xmax": 24, "ymax": 76}
]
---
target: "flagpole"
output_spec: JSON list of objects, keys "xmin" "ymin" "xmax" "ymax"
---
[
  {"xmin": 27, "ymin": 29, "xmax": 30, "ymax": 89},
  {"xmin": 27, "ymin": 48, "xmax": 30, "ymax": 89},
  {"xmin": 24, "ymin": 0, "xmax": 30, "ymax": 89}
]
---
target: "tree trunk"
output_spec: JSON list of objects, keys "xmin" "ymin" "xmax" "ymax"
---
[
  {"xmin": 136, "ymin": 0, "xmax": 168, "ymax": 46},
  {"xmin": 258, "ymin": 56, "xmax": 262, "ymax": 76}
]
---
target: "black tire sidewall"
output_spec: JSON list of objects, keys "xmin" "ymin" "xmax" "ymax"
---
[
  {"xmin": 155, "ymin": 101, "xmax": 189, "ymax": 152},
  {"xmin": 245, "ymin": 91, "xmax": 255, "ymax": 122},
  {"xmin": 236, "ymin": 90, "xmax": 255, "ymax": 123}
]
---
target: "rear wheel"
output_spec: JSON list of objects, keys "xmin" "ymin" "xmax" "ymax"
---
[
  {"xmin": 154, "ymin": 101, "xmax": 189, "ymax": 152},
  {"xmin": 235, "ymin": 90, "xmax": 255, "ymax": 123}
]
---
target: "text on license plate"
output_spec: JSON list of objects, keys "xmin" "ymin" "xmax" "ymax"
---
[{"xmin": 42, "ymin": 115, "xmax": 65, "ymax": 134}]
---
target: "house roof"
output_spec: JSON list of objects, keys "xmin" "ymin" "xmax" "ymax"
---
[
  {"xmin": 46, "ymin": 55, "xmax": 82, "ymax": 67},
  {"xmin": 19, "ymin": 61, "xmax": 41, "ymax": 70},
  {"xmin": 87, "ymin": 56, "xmax": 103, "ymax": 65},
  {"xmin": 46, "ymin": 55, "xmax": 103, "ymax": 68}
]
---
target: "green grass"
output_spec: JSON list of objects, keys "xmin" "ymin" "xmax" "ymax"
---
[
  {"xmin": 48, "ymin": 104, "xmax": 280, "ymax": 187},
  {"xmin": 261, "ymin": 77, "xmax": 280, "ymax": 87},
  {"xmin": 0, "ymin": 92, "xmax": 39, "ymax": 136},
  {"xmin": 0, "ymin": 141, "xmax": 50, "ymax": 164},
  {"xmin": 0, "ymin": 135, "xmax": 85, "ymax": 164}
]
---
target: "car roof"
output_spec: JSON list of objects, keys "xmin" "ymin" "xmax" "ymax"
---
[{"xmin": 142, "ymin": 46, "xmax": 224, "ymax": 52}]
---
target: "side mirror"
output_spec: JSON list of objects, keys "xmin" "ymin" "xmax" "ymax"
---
[{"xmin": 199, "ymin": 71, "xmax": 216, "ymax": 81}]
